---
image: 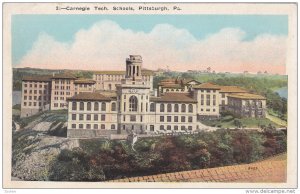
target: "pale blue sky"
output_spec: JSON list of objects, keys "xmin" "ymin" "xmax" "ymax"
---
[{"xmin": 12, "ymin": 14, "xmax": 288, "ymax": 66}]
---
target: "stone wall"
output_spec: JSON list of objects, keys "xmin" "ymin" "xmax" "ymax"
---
[{"xmin": 67, "ymin": 129, "xmax": 118, "ymax": 138}]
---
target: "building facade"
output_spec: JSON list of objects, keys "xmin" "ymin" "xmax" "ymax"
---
[
  {"xmin": 20, "ymin": 76, "xmax": 52, "ymax": 117},
  {"xmin": 193, "ymin": 83, "xmax": 221, "ymax": 119},
  {"xmin": 93, "ymin": 70, "xmax": 154, "ymax": 91},
  {"xmin": 226, "ymin": 93, "xmax": 267, "ymax": 118},
  {"xmin": 218, "ymin": 86, "xmax": 247, "ymax": 112}
]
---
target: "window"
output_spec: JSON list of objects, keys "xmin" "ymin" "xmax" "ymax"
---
[
  {"xmin": 24, "ymin": 96, "xmax": 27, "ymax": 100},
  {"xmin": 188, "ymin": 126, "xmax": 192, "ymax": 130},
  {"xmin": 174, "ymin": 126, "xmax": 178, "ymax": 130},
  {"xmin": 23, "ymin": 102, "xmax": 27, "ymax": 106},
  {"xmin": 87, "ymin": 102, "xmax": 91, "ymax": 111},
  {"xmin": 80, "ymin": 102, "xmax": 84, "ymax": 110},
  {"xmin": 111, "ymin": 102, "xmax": 116, "ymax": 111},
  {"xmin": 86, "ymin": 124, "xmax": 91, "ymax": 129},
  {"xmin": 181, "ymin": 116, "xmax": 186, "ymax": 122},
  {"xmin": 79, "ymin": 114, "xmax": 84, "ymax": 120},
  {"xmin": 24, "ymin": 90, "xmax": 27, "ymax": 94},
  {"xmin": 34, "ymin": 90, "xmax": 37, "ymax": 94},
  {"xmin": 72, "ymin": 124, "xmax": 76, "ymax": 129},
  {"xmin": 140, "ymin": 115, "xmax": 143, "ymax": 122},
  {"xmin": 174, "ymin": 104, "xmax": 179, "ymax": 112},
  {"xmin": 222, "ymin": 100, "xmax": 225, "ymax": 105},
  {"xmin": 129, "ymin": 96, "xmax": 138, "ymax": 111},
  {"xmin": 160, "ymin": 125, "xmax": 164, "ymax": 130},
  {"xmin": 111, "ymin": 124, "xmax": 115, "ymax": 130},
  {"xmin": 72, "ymin": 114, "xmax": 76, "ymax": 120},
  {"xmin": 160, "ymin": 116, "xmax": 164, "ymax": 122},
  {"xmin": 188, "ymin": 104, "xmax": 193, "ymax": 113},
  {"xmin": 72, "ymin": 102, "xmax": 77, "ymax": 110},
  {"xmin": 101, "ymin": 102, "xmax": 106, "ymax": 111},
  {"xmin": 86, "ymin": 114, "xmax": 91, "ymax": 120},
  {"xmin": 150, "ymin": 125, "xmax": 154, "ymax": 131},
  {"xmin": 181, "ymin": 104, "xmax": 186, "ymax": 112},
  {"xmin": 160, "ymin": 104, "xmax": 165, "ymax": 112},
  {"xmin": 150, "ymin": 103, "xmax": 155, "ymax": 112},
  {"xmin": 222, "ymin": 93, "xmax": 225, "ymax": 98},
  {"xmin": 167, "ymin": 125, "xmax": 171, "ymax": 130},
  {"xmin": 130, "ymin": 115, "xmax": 136, "ymax": 122},
  {"xmin": 258, "ymin": 101, "xmax": 262, "ymax": 108},
  {"xmin": 213, "ymin": 95, "xmax": 216, "ymax": 106},
  {"xmin": 174, "ymin": 116, "xmax": 178, "ymax": 122},
  {"xmin": 167, "ymin": 104, "xmax": 172, "ymax": 112},
  {"xmin": 167, "ymin": 116, "xmax": 171, "ymax": 122},
  {"xmin": 188, "ymin": 116, "xmax": 193, "ymax": 123},
  {"xmin": 79, "ymin": 124, "xmax": 83, "ymax": 129},
  {"xmin": 101, "ymin": 124, "xmax": 105, "ymax": 129},
  {"xmin": 101, "ymin": 115, "xmax": 105, "ymax": 121},
  {"xmin": 206, "ymin": 94, "xmax": 210, "ymax": 106},
  {"xmin": 94, "ymin": 124, "xmax": 98, "ymax": 129},
  {"xmin": 201, "ymin": 94, "xmax": 204, "ymax": 105},
  {"xmin": 94, "ymin": 102, "xmax": 99, "ymax": 111},
  {"xmin": 94, "ymin": 114, "xmax": 98, "ymax": 121},
  {"xmin": 181, "ymin": 126, "xmax": 185, "ymax": 131}
]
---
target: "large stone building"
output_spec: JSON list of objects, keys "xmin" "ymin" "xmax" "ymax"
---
[
  {"xmin": 19, "ymin": 55, "xmax": 268, "ymax": 138},
  {"xmin": 67, "ymin": 55, "xmax": 200, "ymax": 137},
  {"xmin": 226, "ymin": 93, "xmax": 267, "ymax": 118},
  {"xmin": 20, "ymin": 76, "xmax": 52, "ymax": 117},
  {"xmin": 20, "ymin": 73, "xmax": 96, "ymax": 117}
]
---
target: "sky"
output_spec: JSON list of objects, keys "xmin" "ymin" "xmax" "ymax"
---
[{"xmin": 12, "ymin": 14, "xmax": 288, "ymax": 74}]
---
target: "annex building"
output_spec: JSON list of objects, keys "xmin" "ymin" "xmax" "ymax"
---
[{"xmin": 19, "ymin": 55, "xmax": 267, "ymax": 138}]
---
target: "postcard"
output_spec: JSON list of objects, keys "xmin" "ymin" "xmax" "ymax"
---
[{"xmin": 2, "ymin": 2, "xmax": 297, "ymax": 189}]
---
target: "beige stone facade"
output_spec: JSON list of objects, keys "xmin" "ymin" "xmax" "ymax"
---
[
  {"xmin": 193, "ymin": 83, "xmax": 220, "ymax": 119},
  {"xmin": 93, "ymin": 70, "xmax": 154, "ymax": 91},
  {"xmin": 20, "ymin": 76, "xmax": 52, "ymax": 118},
  {"xmin": 227, "ymin": 93, "xmax": 267, "ymax": 118}
]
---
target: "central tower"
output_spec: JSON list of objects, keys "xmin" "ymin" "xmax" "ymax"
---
[
  {"xmin": 116, "ymin": 55, "xmax": 150, "ymax": 134},
  {"xmin": 126, "ymin": 55, "xmax": 142, "ymax": 80}
]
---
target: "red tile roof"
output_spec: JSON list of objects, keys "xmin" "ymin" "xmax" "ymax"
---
[
  {"xmin": 228, "ymin": 93, "xmax": 266, "ymax": 100},
  {"xmin": 74, "ymin": 79, "xmax": 96, "ymax": 84},
  {"xmin": 193, "ymin": 82, "xmax": 221, "ymax": 90},
  {"xmin": 22, "ymin": 75, "xmax": 52, "ymax": 82},
  {"xmin": 67, "ymin": 92, "xmax": 112, "ymax": 101},
  {"xmin": 219, "ymin": 86, "xmax": 248, "ymax": 93},
  {"xmin": 150, "ymin": 93, "xmax": 197, "ymax": 103}
]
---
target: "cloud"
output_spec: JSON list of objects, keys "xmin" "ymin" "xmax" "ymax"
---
[{"xmin": 17, "ymin": 20, "xmax": 287, "ymax": 74}]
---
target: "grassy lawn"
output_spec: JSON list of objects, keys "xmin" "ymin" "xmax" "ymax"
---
[{"xmin": 201, "ymin": 114, "xmax": 279, "ymax": 128}]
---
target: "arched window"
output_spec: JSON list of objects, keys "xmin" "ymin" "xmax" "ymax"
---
[
  {"xmin": 188, "ymin": 104, "xmax": 193, "ymax": 113},
  {"xmin": 150, "ymin": 103, "xmax": 155, "ymax": 112},
  {"xmin": 167, "ymin": 104, "xmax": 172, "ymax": 112},
  {"xmin": 101, "ymin": 102, "xmax": 106, "ymax": 111},
  {"xmin": 87, "ymin": 102, "xmax": 91, "ymax": 111},
  {"xmin": 160, "ymin": 104, "xmax": 165, "ymax": 112},
  {"xmin": 181, "ymin": 104, "xmax": 186, "ymax": 112},
  {"xmin": 111, "ymin": 124, "xmax": 115, "ymax": 129},
  {"xmin": 80, "ymin": 102, "xmax": 84, "ymax": 110},
  {"xmin": 174, "ymin": 104, "xmax": 179, "ymax": 112},
  {"xmin": 160, "ymin": 125, "xmax": 164, "ymax": 130},
  {"xmin": 101, "ymin": 124, "xmax": 105, "ymax": 129},
  {"xmin": 129, "ymin": 96, "xmax": 138, "ymax": 112},
  {"xmin": 94, "ymin": 102, "xmax": 99, "ymax": 111},
  {"xmin": 72, "ymin": 102, "xmax": 77, "ymax": 110},
  {"xmin": 111, "ymin": 102, "xmax": 116, "ymax": 111}
]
